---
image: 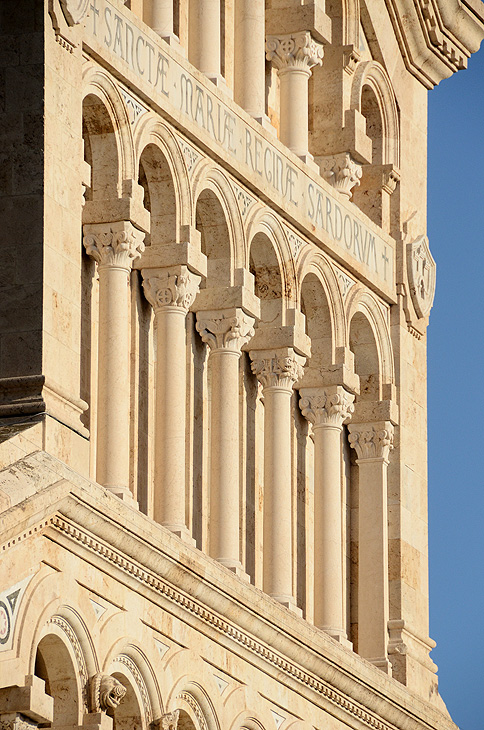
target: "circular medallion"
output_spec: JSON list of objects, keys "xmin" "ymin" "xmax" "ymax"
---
[
  {"xmin": 0, "ymin": 601, "xmax": 11, "ymax": 644},
  {"xmin": 60, "ymin": 0, "xmax": 90, "ymax": 26}
]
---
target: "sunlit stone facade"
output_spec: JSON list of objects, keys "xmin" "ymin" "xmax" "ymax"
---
[{"xmin": 0, "ymin": 0, "xmax": 482, "ymax": 729}]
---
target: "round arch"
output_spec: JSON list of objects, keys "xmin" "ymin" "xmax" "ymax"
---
[
  {"xmin": 134, "ymin": 116, "xmax": 193, "ymax": 237},
  {"xmin": 350, "ymin": 61, "xmax": 400, "ymax": 168}
]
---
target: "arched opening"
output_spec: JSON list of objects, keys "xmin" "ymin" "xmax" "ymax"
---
[
  {"xmin": 361, "ymin": 85, "xmax": 383, "ymax": 165},
  {"xmin": 177, "ymin": 709, "xmax": 198, "ymax": 730},
  {"xmin": 110, "ymin": 673, "xmax": 145, "ymax": 730},
  {"xmin": 82, "ymin": 94, "xmax": 120, "ymax": 202},
  {"xmin": 138, "ymin": 143, "xmax": 177, "ymax": 246},
  {"xmin": 34, "ymin": 634, "xmax": 81, "ymax": 729},
  {"xmin": 249, "ymin": 233, "xmax": 283, "ymax": 327},
  {"xmin": 196, "ymin": 189, "xmax": 232, "ymax": 288},
  {"xmin": 300, "ymin": 273, "xmax": 333, "ymax": 371},
  {"xmin": 349, "ymin": 311, "xmax": 380, "ymax": 401}
]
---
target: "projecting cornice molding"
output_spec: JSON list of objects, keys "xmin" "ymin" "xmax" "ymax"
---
[{"xmin": 386, "ymin": 0, "xmax": 484, "ymax": 87}]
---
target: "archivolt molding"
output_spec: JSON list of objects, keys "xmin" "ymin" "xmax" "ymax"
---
[
  {"xmin": 345, "ymin": 286, "xmax": 395, "ymax": 386},
  {"xmin": 134, "ymin": 116, "xmax": 193, "ymax": 234},
  {"xmin": 350, "ymin": 61, "xmax": 400, "ymax": 168},
  {"xmin": 245, "ymin": 209, "xmax": 296, "ymax": 309},
  {"xmin": 111, "ymin": 652, "xmax": 154, "ymax": 725},
  {"xmin": 82, "ymin": 64, "xmax": 136, "ymax": 183},
  {"xmin": 191, "ymin": 164, "xmax": 245, "ymax": 272},
  {"xmin": 175, "ymin": 683, "xmax": 220, "ymax": 730},
  {"xmin": 296, "ymin": 249, "xmax": 346, "ymax": 354}
]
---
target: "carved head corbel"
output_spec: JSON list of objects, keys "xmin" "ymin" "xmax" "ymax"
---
[{"xmin": 90, "ymin": 673, "xmax": 127, "ymax": 714}]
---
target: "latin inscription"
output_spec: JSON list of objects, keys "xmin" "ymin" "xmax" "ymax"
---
[{"xmin": 85, "ymin": 0, "xmax": 394, "ymax": 289}]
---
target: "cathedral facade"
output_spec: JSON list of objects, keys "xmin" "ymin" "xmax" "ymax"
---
[{"xmin": 0, "ymin": 0, "xmax": 482, "ymax": 729}]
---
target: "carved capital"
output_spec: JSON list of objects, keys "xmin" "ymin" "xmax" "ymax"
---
[
  {"xmin": 265, "ymin": 32, "xmax": 324, "ymax": 72},
  {"xmin": 142, "ymin": 267, "xmax": 201, "ymax": 313},
  {"xmin": 299, "ymin": 386, "xmax": 354, "ymax": 428},
  {"xmin": 161, "ymin": 711, "xmax": 179, "ymax": 730},
  {"xmin": 0, "ymin": 716, "xmax": 38, "ymax": 730},
  {"xmin": 90, "ymin": 674, "xmax": 126, "ymax": 713},
  {"xmin": 83, "ymin": 222, "xmax": 145, "ymax": 270},
  {"xmin": 319, "ymin": 153, "xmax": 362, "ymax": 198},
  {"xmin": 347, "ymin": 421, "xmax": 394, "ymax": 460},
  {"xmin": 196, "ymin": 309, "xmax": 255, "ymax": 353},
  {"xmin": 250, "ymin": 349, "xmax": 305, "ymax": 390}
]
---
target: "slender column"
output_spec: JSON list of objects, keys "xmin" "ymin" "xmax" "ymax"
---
[
  {"xmin": 196, "ymin": 308, "xmax": 255, "ymax": 574},
  {"xmin": 234, "ymin": 0, "xmax": 265, "ymax": 118},
  {"xmin": 250, "ymin": 348, "xmax": 305, "ymax": 610},
  {"xmin": 348, "ymin": 421, "xmax": 394, "ymax": 673},
  {"xmin": 83, "ymin": 221, "xmax": 145, "ymax": 502},
  {"xmin": 299, "ymin": 386, "xmax": 355, "ymax": 641},
  {"xmin": 142, "ymin": 266, "xmax": 201, "ymax": 539},
  {"xmin": 152, "ymin": 0, "xmax": 178, "ymax": 43},
  {"xmin": 190, "ymin": 0, "xmax": 222, "ymax": 84},
  {"xmin": 265, "ymin": 32, "xmax": 324, "ymax": 158}
]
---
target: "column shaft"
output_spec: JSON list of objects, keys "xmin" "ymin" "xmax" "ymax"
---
[
  {"xmin": 152, "ymin": 0, "xmax": 174, "ymax": 38},
  {"xmin": 279, "ymin": 67, "xmax": 310, "ymax": 156},
  {"xmin": 96, "ymin": 265, "xmax": 131, "ymax": 495},
  {"xmin": 263, "ymin": 384, "xmax": 294, "ymax": 601},
  {"xmin": 154, "ymin": 307, "xmax": 188, "ymax": 530},
  {"xmin": 209, "ymin": 349, "xmax": 242, "ymax": 564},
  {"xmin": 191, "ymin": 0, "xmax": 221, "ymax": 79},
  {"xmin": 234, "ymin": 0, "xmax": 265, "ymax": 117}
]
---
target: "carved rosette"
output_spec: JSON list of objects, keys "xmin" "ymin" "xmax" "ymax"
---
[
  {"xmin": 161, "ymin": 711, "xmax": 180, "ymax": 730},
  {"xmin": 299, "ymin": 387, "xmax": 355, "ymax": 428},
  {"xmin": 406, "ymin": 235, "xmax": 436, "ymax": 319},
  {"xmin": 265, "ymin": 32, "xmax": 324, "ymax": 72},
  {"xmin": 83, "ymin": 222, "xmax": 145, "ymax": 270},
  {"xmin": 347, "ymin": 422, "xmax": 394, "ymax": 460},
  {"xmin": 250, "ymin": 350, "xmax": 305, "ymax": 390},
  {"xmin": 142, "ymin": 267, "xmax": 201, "ymax": 313},
  {"xmin": 319, "ymin": 153, "xmax": 362, "ymax": 198},
  {"xmin": 60, "ymin": 0, "xmax": 90, "ymax": 25},
  {"xmin": 89, "ymin": 674, "xmax": 127, "ymax": 713},
  {"xmin": 196, "ymin": 309, "xmax": 255, "ymax": 353}
]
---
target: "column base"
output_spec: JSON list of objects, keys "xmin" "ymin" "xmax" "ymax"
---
[
  {"xmin": 204, "ymin": 74, "xmax": 233, "ymax": 99},
  {"xmin": 298, "ymin": 152, "xmax": 319, "ymax": 173},
  {"xmin": 217, "ymin": 558, "xmax": 251, "ymax": 582},
  {"xmin": 367, "ymin": 656, "xmax": 393, "ymax": 675},
  {"xmin": 252, "ymin": 114, "xmax": 277, "ymax": 137},
  {"xmin": 271, "ymin": 594, "xmax": 303, "ymax": 617},
  {"xmin": 162, "ymin": 523, "xmax": 196, "ymax": 546},
  {"xmin": 104, "ymin": 486, "xmax": 139, "ymax": 509},
  {"xmin": 321, "ymin": 627, "xmax": 353, "ymax": 650},
  {"xmin": 153, "ymin": 31, "xmax": 185, "ymax": 56}
]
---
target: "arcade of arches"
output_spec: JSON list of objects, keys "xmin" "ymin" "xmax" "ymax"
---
[{"xmin": 1, "ymin": 1, "xmax": 483, "ymax": 730}]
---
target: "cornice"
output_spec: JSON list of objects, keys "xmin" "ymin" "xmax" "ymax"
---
[
  {"xmin": 0, "ymin": 453, "xmax": 457, "ymax": 730},
  {"xmin": 385, "ymin": 0, "xmax": 484, "ymax": 88}
]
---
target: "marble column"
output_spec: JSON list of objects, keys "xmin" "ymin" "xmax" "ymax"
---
[
  {"xmin": 152, "ymin": 0, "xmax": 178, "ymax": 43},
  {"xmin": 348, "ymin": 421, "xmax": 394, "ymax": 673},
  {"xmin": 234, "ymin": 0, "xmax": 265, "ymax": 118},
  {"xmin": 265, "ymin": 32, "xmax": 324, "ymax": 159},
  {"xmin": 83, "ymin": 221, "xmax": 145, "ymax": 502},
  {"xmin": 196, "ymin": 308, "xmax": 255, "ymax": 575},
  {"xmin": 190, "ymin": 0, "xmax": 223, "ymax": 85},
  {"xmin": 250, "ymin": 348, "xmax": 305, "ymax": 610},
  {"xmin": 299, "ymin": 386, "xmax": 354, "ymax": 641},
  {"xmin": 142, "ymin": 266, "xmax": 201, "ymax": 539}
]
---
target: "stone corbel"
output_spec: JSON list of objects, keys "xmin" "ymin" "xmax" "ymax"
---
[
  {"xmin": 265, "ymin": 0, "xmax": 332, "ymax": 45},
  {"xmin": 89, "ymin": 675, "xmax": 126, "ymax": 715},
  {"xmin": 133, "ymin": 226, "xmax": 207, "ymax": 280},
  {"xmin": 0, "ymin": 676, "xmax": 54, "ymax": 726},
  {"xmin": 83, "ymin": 180, "xmax": 150, "ymax": 234}
]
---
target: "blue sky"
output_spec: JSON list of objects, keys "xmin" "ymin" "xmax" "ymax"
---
[{"xmin": 427, "ymin": 43, "xmax": 484, "ymax": 730}]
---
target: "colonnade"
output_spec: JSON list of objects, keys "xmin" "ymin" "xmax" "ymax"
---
[{"xmin": 82, "ymin": 216, "xmax": 395, "ymax": 671}]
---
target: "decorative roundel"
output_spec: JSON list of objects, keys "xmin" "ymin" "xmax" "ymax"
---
[
  {"xmin": 60, "ymin": 0, "xmax": 90, "ymax": 25},
  {"xmin": 0, "ymin": 601, "xmax": 11, "ymax": 645}
]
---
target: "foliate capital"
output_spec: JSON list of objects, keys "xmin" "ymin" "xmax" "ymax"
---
[
  {"xmin": 347, "ymin": 421, "xmax": 394, "ymax": 460},
  {"xmin": 299, "ymin": 386, "xmax": 355, "ymax": 428},
  {"xmin": 250, "ymin": 349, "xmax": 305, "ymax": 390},
  {"xmin": 320, "ymin": 153, "xmax": 362, "ymax": 198},
  {"xmin": 142, "ymin": 266, "xmax": 201, "ymax": 313},
  {"xmin": 196, "ymin": 309, "xmax": 255, "ymax": 353},
  {"xmin": 265, "ymin": 32, "xmax": 324, "ymax": 72},
  {"xmin": 161, "ymin": 711, "xmax": 179, "ymax": 730},
  {"xmin": 83, "ymin": 221, "xmax": 145, "ymax": 270}
]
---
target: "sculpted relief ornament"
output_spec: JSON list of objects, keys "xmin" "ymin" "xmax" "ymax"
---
[
  {"xmin": 196, "ymin": 309, "xmax": 255, "ymax": 352},
  {"xmin": 319, "ymin": 153, "xmax": 362, "ymax": 199},
  {"xmin": 142, "ymin": 267, "xmax": 201, "ymax": 313},
  {"xmin": 299, "ymin": 387, "xmax": 355, "ymax": 428},
  {"xmin": 406, "ymin": 235, "xmax": 436, "ymax": 319},
  {"xmin": 90, "ymin": 674, "xmax": 127, "ymax": 713},
  {"xmin": 83, "ymin": 222, "xmax": 145, "ymax": 269},
  {"xmin": 251, "ymin": 351, "xmax": 305, "ymax": 390},
  {"xmin": 59, "ymin": 0, "xmax": 90, "ymax": 25},
  {"xmin": 265, "ymin": 32, "xmax": 324, "ymax": 72},
  {"xmin": 347, "ymin": 422, "xmax": 394, "ymax": 461}
]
